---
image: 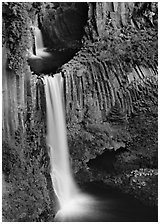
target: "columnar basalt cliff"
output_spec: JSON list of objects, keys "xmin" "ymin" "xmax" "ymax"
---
[
  {"xmin": 60, "ymin": 2, "xmax": 158, "ymax": 176},
  {"xmin": 2, "ymin": 2, "xmax": 158, "ymax": 221}
]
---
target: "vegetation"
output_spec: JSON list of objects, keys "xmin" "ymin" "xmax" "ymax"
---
[
  {"xmin": 86, "ymin": 98, "xmax": 157, "ymax": 206},
  {"xmin": 2, "ymin": 3, "xmax": 42, "ymax": 72},
  {"xmin": 84, "ymin": 26, "xmax": 157, "ymax": 70},
  {"xmin": 2, "ymin": 120, "xmax": 55, "ymax": 221}
]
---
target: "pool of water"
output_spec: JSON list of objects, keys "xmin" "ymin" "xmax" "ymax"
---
[{"xmin": 55, "ymin": 181, "xmax": 158, "ymax": 222}]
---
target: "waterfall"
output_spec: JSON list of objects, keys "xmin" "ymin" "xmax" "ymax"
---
[
  {"xmin": 44, "ymin": 75, "xmax": 97, "ymax": 221},
  {"xmin": 43, "ymin": 74, "xmax": 80, "ymax": 207},
  {"xmin": 31, "ymin": 26, "xmax": 44, "ymax": 51},
  {"xmin": 30, "ymin": 26, "xmax": 51, "ymax": 58}
]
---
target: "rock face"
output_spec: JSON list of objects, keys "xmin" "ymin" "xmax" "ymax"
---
[
  {"xmin": 39, "ymin": 3, "xmax": 88, "ymax": 49},
  {"xmin": 2, "ymin": 45, "xmax": 36, "ymax": 141},
  {"xmin": 2, "ymin": 3, "xmax": 55, "ymax": 222},
  {"xmin": 86, "ymin": 2, "xmax": 157, "ymax": 37},
  {"xmin": 2, "ymin": 43, "xmax": 54, "ymax": 222},
  {"xmin": 56, "ymin": 2, "xmax": 157, "ymax": 176}
]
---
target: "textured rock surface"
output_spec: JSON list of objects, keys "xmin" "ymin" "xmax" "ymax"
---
[
  {"xmin": 2, "ymin": 3, "xmax": 54, "ymax": 221},
  {"xmin": 2, "ymin": 42, "xmax": 54, "ymax": 221},
  {"xmin": 57, "ymin": 3, "xmax": 158, "ymax": 178},
  {"xmin": 39, "ymin": 3, "xmax": 88, "ymax": 49},
  {"xmin": 60, "ymin": 2, "xmax": 157, "ymax": 207},
  {"xmin": 87, "ymin": 101, "xmax": 158, "ymax": 207}
]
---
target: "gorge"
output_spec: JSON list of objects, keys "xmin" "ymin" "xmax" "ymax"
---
[{"xmin": 2, "ymin": 2, "xmax": 158, "ymax": 222}]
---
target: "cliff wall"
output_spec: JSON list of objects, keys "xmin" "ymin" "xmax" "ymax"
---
[{"xmin": 2, "ymin": 2, "xmax": 158, "ymax": 221}]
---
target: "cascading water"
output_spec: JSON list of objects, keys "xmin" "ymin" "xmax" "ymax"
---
[
  {"xmin": 32, "ymin": 26, "xmax": 44, "ymax": 50},
  {"xmin": 43, "ymin": 74, "xmax": 100, "ymax": 221},
  {"xmin": 43, "ymin": 74, "xmax": 80, "ymax": 205},
  {"xmin": 30, "ymin": 26, "xmax": 51, "ymax": 58}
]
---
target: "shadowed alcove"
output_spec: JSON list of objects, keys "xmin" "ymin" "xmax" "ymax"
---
[{"xmin": 28, "ymin": 3, "xmax": 89, "ymax": 74}]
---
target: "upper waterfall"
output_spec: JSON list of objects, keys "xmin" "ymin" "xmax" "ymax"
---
[
  {"xmin": 30, "ymin": 26, "xmax": 51, "ymax": 58},
  {"xmin": 31, "ymin": 26, "xmax": 44, "ymax": 50}
]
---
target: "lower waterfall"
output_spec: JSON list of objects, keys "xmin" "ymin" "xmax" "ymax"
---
[
  {"xmin": 43, "ymin": 74, "xmax": 96, "ymax": 221},
  {"xmin": 44, "ymin": 74, "xmax": 79, "ymax": 205}
]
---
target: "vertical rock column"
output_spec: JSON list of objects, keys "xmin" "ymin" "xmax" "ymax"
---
[{"xmin": 2, "ymin": 44, "xmax": 41, "ymax": 142}]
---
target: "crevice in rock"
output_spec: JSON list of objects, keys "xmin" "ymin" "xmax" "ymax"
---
[{"xmin": 87, "ymin": 147, "xmax": 127, "ymax": 174}]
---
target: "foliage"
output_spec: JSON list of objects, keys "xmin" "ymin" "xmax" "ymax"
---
[
  {"xmin": 83, "ymin": 2, "xmax": 158, "ymax": 68},
  {"xmin": 67, "ymin": 114, "xmax": 130, "ymax": 176},
  {"xmin": 84, "ymin": 25, "xmax": 157, "ymax": 71},
  {"xmin": 123, "ymin": 168, "xmax": 158, "ymax": 206},
  {"xmin": 128, "ymin": 99, "xmax": 158, "ymax": 167},
  {"xmin": 2, "ymin": 3, "xmax": 42, "ymax": 73},
  {"xmin": 129, "ymin": 168, "xmax": 158, "ymax": 189},
  {"xmin": 131, "ymin": 2, "xmax": 158, "ymax": 29},
  {"xmin": 2, "ymin": 122, "xmax": 53, "ymax": 221},
  {"xmin": 86, "ymin": 99, "xmax": 158, "ymax": 206}
]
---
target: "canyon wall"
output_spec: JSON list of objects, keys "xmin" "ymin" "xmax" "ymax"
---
[
  {"xmin": 2, "ymin": 2, "xmax": 158, "ymax": 221},
  {"xmin": 60, "ymin": 2, "xmax": 157, "ymax": 176}
]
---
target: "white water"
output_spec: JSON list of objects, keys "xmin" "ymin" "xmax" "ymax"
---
[
  {"xmin": 31, "ymin": 26, "xmax": 43, "ymax": 50},
  {"xmin": 30, "ymin": 26, "xmax": 51, "ymax": 58},
  {"xmin": 43, "ymin": 75, "xmax": 80, "ymax": 206},
  {"xmin": 43, "ymin": 75, "xmax": 101, "ymax": 222}
]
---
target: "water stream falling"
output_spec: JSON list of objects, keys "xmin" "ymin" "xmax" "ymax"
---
[
  {"xmin": 30, "ymin": 26, "xmax": 51, "ymax": 58},
  {"xmin": 43, "ymin": 74, "xmax": 80, "ymax": 206},
  {"xmin": 43, "ymin": 75, "xmax": 97, "ymax": 221}
]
